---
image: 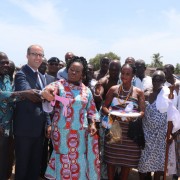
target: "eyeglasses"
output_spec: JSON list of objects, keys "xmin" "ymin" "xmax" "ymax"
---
[
  {"xmin": 29, "ymin": 52, "xmax": 44, "ymax": 58},
  {"xmin": 49, "ymin": 62, "xmax": 59, "ymax": 66}
]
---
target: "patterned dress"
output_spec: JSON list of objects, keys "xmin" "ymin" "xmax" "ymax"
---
[
  {"xmin": 104, "ymin": 96, "xmax": 141, "ymax": 168},
  {"xmin": 45, "ymin": 79, "xmax": 100, "ymax": 180},
  {"xmin": 138, "ymin": 101, "xmax": 167, "ymax": 172},
  {"xmin": 0, "ymin": 75, "xmax": 22, "ymax": 137},
  {"xmin": 175, "ymin": 134, "xmax": 180, "ymax": 176}
]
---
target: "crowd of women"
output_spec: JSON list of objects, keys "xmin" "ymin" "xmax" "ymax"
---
[
  {"xmin": 0, "ymin": 46, "xmax": 180, "ymax": 180},
  {"xmin": 41, "ymin": 54, "xmax": 180, "ymax": 180}
]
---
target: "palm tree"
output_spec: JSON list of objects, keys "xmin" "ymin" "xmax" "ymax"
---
[
  {"xmin": 175, "ymin": 63, "xmax": 180, "ymax": 74},
  {"xmin": 151, "ymin": 53, "xmax": 163, "ymax": 68}
]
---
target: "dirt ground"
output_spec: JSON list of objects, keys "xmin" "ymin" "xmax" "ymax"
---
[
  {"xmin": 10, "ymin": 166, "xmax": 174, "ymax": 180},
  {"xmin": 128, "ymin": 169, "xmax": 173, "ymax": 180}
]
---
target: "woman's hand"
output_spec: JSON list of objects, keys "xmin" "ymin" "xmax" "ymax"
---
[
  {"xmin": 45, "ymin": 125, "xmax": 51, "ymax": 139},
  {"xmin": 168, "ymin": 85, "xmax": 175, "ymax": 99},
  {"xmin": 124, "ymin": 117, "xmax": 131, "ymax": 122},
  {"xmin": 41, "ymin": 85, "xmax": 56, "ymax": 101},
  {"xmin": 89, "ymin": 123, "xmax": 97, "ymax": 136},
  {"xmin": 95, "ymin": 83, "xmax": 101, "ymax": 94},
  {"xmin": 94, "ymin": 83, "xmax": 103, "ymax": 100},
  {"xmin": 123, "ymin": 117, "xmax": 138, "ymax": 122},
  {"xmin": 166, "ymin": 134, "xmax": 174, "ymax": 145}
]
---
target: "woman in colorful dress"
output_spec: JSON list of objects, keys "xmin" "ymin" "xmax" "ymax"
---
[
  {"xmin": 101, "ymin": 63, "xmax": 145, "ymax": 180},
  {"xmin": 138, "ymin": 70, "xmax": 168, "ymax": 180},
  {"xmin": 41, "ymin": 56, "xmax": 100, "ymax": 180}
]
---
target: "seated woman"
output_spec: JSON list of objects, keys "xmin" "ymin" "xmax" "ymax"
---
[
  {"xmin": 41, "ymin": 56, "xmax": 100, "ymax": 180},
  {"xmin": 138, "ymin": 70, "xmax": 169, "ymax": 180},
  {"xmin": 101, "ymin": 63, "xmax": 145, "ymax": 180}
]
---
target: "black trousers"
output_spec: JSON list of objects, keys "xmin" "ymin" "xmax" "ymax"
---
[
  {"xmin": 7, "ymin": 136, "xmax": 15, "ymax": 179},
  {"xmin": 14, "ymin": 136, "xmax": 44, "ymax": 180},
  {"xmin": 0, "ymin": 136, "xmax": 9, "ymax": 180},
  {"xmin": 40, "ymin": 137, "xmax": 53, "ymax": 177}
]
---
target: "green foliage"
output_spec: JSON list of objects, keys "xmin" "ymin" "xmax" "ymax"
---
[
  {"xmin": 146, "ymin": 64, "xmax": 151, "ymax": 67},
  {"xmin": 175, "ymin": 63, "xmax": 180, "ymax": 74},
  {"xmin": 150, "ymin": 53, "xmax": 163, "ymax": 68},
  {"xmin": 89, "ymin": 52, "xmax": 120, "ymax": 70}
]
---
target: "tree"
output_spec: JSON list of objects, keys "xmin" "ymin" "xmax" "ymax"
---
[
  {"xmin": 89, "ymin": 52, "xmax": 120, "ymax": 70},
  {"xmin": 175, "ymin": 63, "xmax": 180, "ymax": 74},
  {"xmin": 150, "ymin": 53, "xmax": 163, "ymax": 68}
]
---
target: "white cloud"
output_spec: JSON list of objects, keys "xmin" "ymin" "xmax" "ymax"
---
[
  {"xmin": 108, "ymin": 9, "xmax": 180, "ymax": 66},
  {"xmin": 9, "ymin": 0, "xmax": 63, "ymax": 29},
  {"xmin": 1, "ymin": 18, "xmax": 179, "ymax": 67},
  {"xmin": 0, "ymin": 0, "xmax": 102, "ymax": 66},
  {"xmin": 1, "ymin": 1, "xmax": 180, "ymax": 68},
  {"xmin": 0, "ymin": 20, "xmax": 101, "ymax": 66},
  {"xmin": 110, "ymin": 32, "xmax": 180, "ymax": 65}
]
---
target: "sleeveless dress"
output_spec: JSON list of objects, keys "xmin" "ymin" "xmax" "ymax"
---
[
  {"xmin": 104, "ymin": 96, "xmax": 141, "ymax": 168},
  {"xmin": 45, "ymin": 79, "xmax": 100, "ymax": 180},
  {"xmin": 138, "ymin": 101, "xmax": 167, "ymax": 172}
]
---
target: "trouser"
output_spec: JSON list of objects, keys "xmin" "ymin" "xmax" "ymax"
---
[
  {"xmin": 40, "ymin": 137, "xmax": 53, "ymax": 177},
  {"xmin": 14, "ymin": 136, "xmax": 44, "ymax": 180},
  {"xmin": 0, "ymin": 136, "xmax": 9, "ymax": 180},
  {"xmin": 7, "ymin": 136, "xmax": 15, "ymax": 179}
]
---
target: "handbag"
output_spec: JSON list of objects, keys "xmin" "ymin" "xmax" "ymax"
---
[
  {"xmin": 127, "ymin": 118, "xmax": 145, "ymax": 149},
  {"xmin": 106, "ymin": 116, "xmax": 122, "ymax": 144}
]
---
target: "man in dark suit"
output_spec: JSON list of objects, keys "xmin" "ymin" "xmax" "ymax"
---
[
  {"xmin": 14, "ymin": 45, "xmax": 51, "ymax": 180},
  {"xmin": 38, "ymin": 58, "xmax": 55, "ymax": 178}
]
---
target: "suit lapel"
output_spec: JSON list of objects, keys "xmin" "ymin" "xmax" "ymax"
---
[
  {"xmin": 45, "ymin": 74, "xmax": 51, "ymax": 85},
  {"xmin": 39, "ymin": 73, "xmax": 46, "ymax": 88},
  {"xmin": 22, "ymin": 65, "xmax": 42, "ymax": 90},
  {"xmin": 45, "ymin": 74, "xmax": 56, "ymax": 85}
]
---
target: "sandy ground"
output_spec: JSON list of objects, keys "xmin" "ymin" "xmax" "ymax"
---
[{"xmin": 10, "ymin": 166, "xmax": 174, "ymax": 180}]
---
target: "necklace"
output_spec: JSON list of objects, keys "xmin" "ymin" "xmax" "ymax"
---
[
  {"xmin": 118, "ymin": 85, "xmax": 132, "ymax": 106},
  {"xmin": 122, "ymin": 84, "xmax": 132, "ymax": 93}
]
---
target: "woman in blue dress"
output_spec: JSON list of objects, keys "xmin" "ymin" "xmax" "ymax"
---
[{"xmin": 42, "ymin": 56, "xmax": 100, "ymax": 180}]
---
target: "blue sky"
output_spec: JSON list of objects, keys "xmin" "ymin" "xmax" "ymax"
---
[{"xmin": 0, "ymin": 0, "xmax": 180, "ymax": 67}]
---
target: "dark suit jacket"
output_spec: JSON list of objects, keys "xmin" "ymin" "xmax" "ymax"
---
[
  {"xmin": 14, "ymin": 64, "xmax": 50, "ymax": 137},
  {"xmin": 44, "ymin": 73, "xmax": 56, "ymax": 85}
]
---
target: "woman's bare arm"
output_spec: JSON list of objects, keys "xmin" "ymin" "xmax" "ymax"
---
[
  {"xmin": 137, "ymin": 88, "xmax": 145, "ymax": 117},
  {"xmin": 102, "ymin": 85, "xmax": 117, "ymax": 116}
]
